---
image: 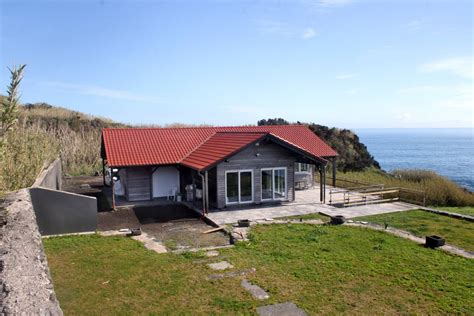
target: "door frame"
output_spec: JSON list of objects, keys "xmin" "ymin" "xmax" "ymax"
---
[
  {"xmin": 260, "ymin": 167, "xmax": 288, "ymax": 202},
  {"xmin": 224, "ymin": 169, "xmax": 254, "ymax": 205}
]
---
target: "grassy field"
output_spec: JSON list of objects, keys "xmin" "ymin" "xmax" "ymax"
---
[
  {"xmin": 44, "ymin": 225, "xmax": 474, "ymax": 315},
  {"xmin": 436, "ymin": 206, "xmax": 474, "ymax": 216},
  {"xmin": 356, "ymin": 210, "xmax": 474, "ymax": 252}
]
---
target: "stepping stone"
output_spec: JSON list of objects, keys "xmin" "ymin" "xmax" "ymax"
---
[
  {"xmin": 207, "ymin": 261, "xmax": 233, "ymax": 270},
  {"xmin": 205, "ymin": 250, "xmax": 219, "ymax": 257},
  {"xmin": 207, "ymin": 268, "xmax": 256, "ymax": 280},
  {"xmin": 132, "ymin": 233, "xmax": 167, "ymax": 253},
  {"xmin": 257, "ymin": 302, "xmax": 307, "ymax": 316},
  {"xmin": 241, "ymin": 279, "xmax": 269, "ymax": 300}
]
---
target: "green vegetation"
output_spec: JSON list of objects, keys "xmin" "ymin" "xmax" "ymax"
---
[
  {"xmin": 0, "ymin": 98, "xmax": 125, "ymax": 192},
  {"xmin": 356, "ymin": 210, "xmax": 474, "ymax": 252},
  {"xmin": 44, "ymin": 225, "xmax": 474, "ymax": 315},
  {"xmin": 258, "ymin": 118, "xmax": 380, "ymax": 171},
  {"xmin": 436, "ymin": 206, "xmax": 474, "ymax": 216},
  {"xmin": 337, "ymin": 168, "xmax": 474, "ymax": 206}
]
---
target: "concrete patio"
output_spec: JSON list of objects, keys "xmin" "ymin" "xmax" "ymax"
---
[{"xmin": 205, "ymin": 186, "xmax": 418, "ymax": 225}]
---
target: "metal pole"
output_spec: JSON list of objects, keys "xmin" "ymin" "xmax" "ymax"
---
[
  {"xmin": 319, "ymin": 166, "xmax": 323, "ymax": 202},
  {"xmin": 102, "ymin": 159, "xmax": 106, "ymax": 186},
  {"xmin": 332, "ymin": 157, "xmax": 337, "ymax": 187},
  {"xmin": 112, "ymin": 178, "xmax": 116, "ymax": 210},
  {"xmin": 205, "ymin": 170, "xmax": 209, "ymax": 214}
]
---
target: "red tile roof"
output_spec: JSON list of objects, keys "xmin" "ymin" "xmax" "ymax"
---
[
  {"xmin": 181, "ymin": 132, "xmax": 266, "ymax": 170},
  {"xmin": 102, "ymin": 125, "xmax": 337, "ymax": 169}
]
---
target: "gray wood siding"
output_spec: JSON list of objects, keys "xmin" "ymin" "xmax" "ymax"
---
[
  {"xmin": 124, "ymin": 167, "xmax": 151, "ymax": 201},
  {"xmin": 216, "ymin": 140, "xmax": 296, "ymax": 208}
]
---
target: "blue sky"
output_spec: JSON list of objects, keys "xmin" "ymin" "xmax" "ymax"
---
[{"xmin": 1, "ymin": 0, "xmax": 472, "ymax": 128}]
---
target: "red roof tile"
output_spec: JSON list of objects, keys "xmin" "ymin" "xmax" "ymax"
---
[
  {"xmin": 102, "ymin": 125, "xmax": 337, "ymax": 168},
  {"xmin": 181, "ymin": 132, "xmax": 266, "ymax": 170}
]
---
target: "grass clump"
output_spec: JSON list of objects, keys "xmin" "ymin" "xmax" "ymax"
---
[{"xmin": 355, "ymin": 210, "xmax": 474, "ymax": 252}]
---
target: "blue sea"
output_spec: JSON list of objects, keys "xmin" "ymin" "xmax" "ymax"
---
[{"xmin": 355, "ymin": 128, "xmax": 474, "ymax": 192}]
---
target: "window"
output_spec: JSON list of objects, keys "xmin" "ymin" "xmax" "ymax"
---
[
  {"xmin": 296, "ymin": 163, "xmax": 309, "ymax": 172},
  {"xmin": 225, "ymin": 170, "xmax": 254, "ymax": 204},
  {"xmin": 261, "ymin": 167, "xmax": 287, "ymax": 201}
]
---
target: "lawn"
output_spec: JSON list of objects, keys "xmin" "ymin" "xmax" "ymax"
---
[
  {"xmin": 435, "ymin": 206, "xmax": 474, "ymax": 216},
  {"xmin": 44, "ymin": 225, "xmax": 474, "ymax": 315},
  {"xmin": 356, "ymin": 210, "xmax": 474, "ymax": 252}
]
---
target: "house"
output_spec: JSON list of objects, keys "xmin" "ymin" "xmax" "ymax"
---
[{"xmin": 100, "ymin": 125, "xmax": 337, "ymax": 212}]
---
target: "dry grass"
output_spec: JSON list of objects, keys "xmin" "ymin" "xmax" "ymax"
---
[{"xmin": 334, "ymin": 168, "xmax": 474, "ymax": 207}]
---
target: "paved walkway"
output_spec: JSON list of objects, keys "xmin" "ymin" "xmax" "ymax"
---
[
  {"xmin": 319, "ymin": 202, "xmax": 416, "ymax": 219},
  {"xmin": 207, "ymin": 203, "xmax": 333, "ymax": 225}
]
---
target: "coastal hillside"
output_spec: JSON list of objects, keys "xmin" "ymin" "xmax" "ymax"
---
[
  {"xmin": 258, "ymin": 118, "xmax": 380, "ymax": 171},
  {"xmin": 0, "ymin": 97, "xmax": 125, "ymax": 192},
  {"xmin": 1, "ymin": 102, "xmax": 472, "ymax": 206}
]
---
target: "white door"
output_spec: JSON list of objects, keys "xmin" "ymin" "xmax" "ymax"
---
[{"xmin": 152, "ymin": 167, "xmax": 180, "ymax": 198}]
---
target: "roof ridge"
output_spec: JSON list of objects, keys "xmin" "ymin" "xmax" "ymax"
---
[{"xmin": 102, "ymin": 124, "xmax": 309, "ymax": 131}]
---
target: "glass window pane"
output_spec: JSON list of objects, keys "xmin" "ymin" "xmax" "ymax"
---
[
  {"xmin": 240, "ymin": 171, "xmax": 253, "ymax": 202},
  {"xmin": 274, "ymin": 169, "xmax": 286, "ymax": 199},
  {"xmin": 226, "ymin": 172, "xmax": 239, "ymax": 203},
  {"xmin": 301, "ymin": 164, "xmax": 309, "ymax": 171},
  {"xmin": 261, "ymin": 170, "xmax": 273, "ymax": 200}
]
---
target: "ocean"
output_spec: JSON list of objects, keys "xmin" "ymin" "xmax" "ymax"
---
[{"xmin": 355, "ymin": 128, "xmax": 474, "ymax": 192}]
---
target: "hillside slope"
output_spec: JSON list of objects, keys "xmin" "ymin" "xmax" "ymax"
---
[{"xmin": 258, "ymin": 118, "xmax": 380, "ymax": 171}]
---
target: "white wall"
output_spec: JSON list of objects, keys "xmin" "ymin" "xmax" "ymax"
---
[{"xmin": 152, "ymin": 166, "xmax": 180, "ymax": 198}]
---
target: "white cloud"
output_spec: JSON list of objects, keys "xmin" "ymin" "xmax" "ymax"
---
[
  {"xmin": 403, "ymin": 18, "xmax": 425, "ymax": 30},
  {"xmin": 336, "ymin": 73, "xmax": 356, "ymax": 80},
  {"xmin": 317, "ymin": 0, "xmax": 353, "ymax": 7},
  {"xmin": 396, "ymin": 112, "xmax": 412, "ymax": 122},
  {"xmin": 301, "ymin": 27, "xmax": 316, "ymax": 39},
  {"xmin": 41, "ymin": 81, "xmax": 161, "ymax": 103},
  {"xmin": 419, "ymin": 57, "xmax": 473, "ymax": 79}
]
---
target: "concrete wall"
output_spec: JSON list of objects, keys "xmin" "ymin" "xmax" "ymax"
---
[
  {"xmin": 30, "ymin": 187, "xmax": 97, "ymax": 236},
  {"xmin": 32, "ymin": 158, "xmax": 62, "ymax": 190},
  {"xmin": 216, "ymin": 140, "xmax": 297, "ymax": 208},
  {"xmin": 0, "ymin": 189, "xmax": 63, "ymax": 315}
]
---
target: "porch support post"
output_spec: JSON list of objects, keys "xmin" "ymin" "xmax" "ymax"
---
[
  {"xmin": 292, "ymin": 165, "xmax": 296, "ymax": 201},
  {"xmin": 205, "ymin": 170, "xmax": 209, "ymax": 214},
  {"xmin": 319, "ymin": 166, "xmax": 323, "ymax": 202},
  {"xmin": 323, "ymin": 164, "xmax": 326, "ymax": 203},
  {"xmin": 102, "ymin": 159, "xmax": 106, "ymax": 186},
  {"xmin": 331, "ymin": 157, "xmax": 337, "ymax": 188},
  {"xmin": 112, "ymin": 178, "xmax": 116, "ymax": 210}
]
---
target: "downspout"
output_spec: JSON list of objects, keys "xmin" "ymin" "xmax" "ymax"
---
[
  {"xmin": 205, "ymin": 170, "xmax": 209, "ymax": 214},
  {"xmin": 199, "ymin": 172, "xmax": 206, "ymax": 217}
]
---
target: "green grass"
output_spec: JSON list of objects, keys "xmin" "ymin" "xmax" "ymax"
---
[
  {"xmin": 435, "ymin": 206, "xmax": 474, "ymax": 216},
  {"xmin": 44, "ymin": 225, "xmax": 474, "ymax": 315},
  {"xmin": 275, "ymin": 212, "xmax": 330, "ymax": 221},
  {"xmin": 356, "ymin": 210, "xmax": 474, "ymax": 252}
]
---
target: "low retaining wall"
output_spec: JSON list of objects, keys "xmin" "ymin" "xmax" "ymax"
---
[
  {"xmin": 0, "ymin": 189, "xmax": 63, "ymax": 315},
  {"xmin": 30, "ymin": 187, "xmax": 97, "ymax": 236},
  {"xmin": 32, "ymin": 158, "xmax": 62, "ymax": 190}
]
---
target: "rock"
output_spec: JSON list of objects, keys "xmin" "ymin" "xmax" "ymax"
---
[
  {"xmin": 207, "ymin": 261, "xmax": 233, "ymax": 270},
  {"xmin": 241, "ymin": 279, "xmax": 269, "ymax": 300},
  {"xmin": 207, "ymin": 267, "xmax": 256, "ymax": 280},
  {"xmin": 205, "ymin": 250, "xmax": 219, "ymax": 257},
  {"xmin": 257, "ymin": 302, "xmax": 307, "ymax": 316}
]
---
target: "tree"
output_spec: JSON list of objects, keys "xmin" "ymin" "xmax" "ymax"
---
[{"xmin": 1, "ymin": 64, "xmax": 26, "ymax": 137}]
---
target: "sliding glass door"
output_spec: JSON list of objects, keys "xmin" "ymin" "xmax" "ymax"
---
[
  {"xmin": 226, "ymin": 170, "xmax": 254, "ymax": 204},
  {"xmin": 261, "ymin": 167, "xmax": 287, "ymax": 201}
]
